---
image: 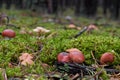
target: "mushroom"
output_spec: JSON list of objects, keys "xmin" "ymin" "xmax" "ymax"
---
[
  {"xmin": 100, "ymin": 52, "xmax": 114, "ymax": 65},
  {"xmin": 2, "ymin": 29, "xmax": 16, "ymax": 39},
  {"xmin": 57, "ymin": 52, "xmax": 71, "ymax": 63},
  {"xmin": 69, "ymin": 51, "xmax": 85, "ymax": 64},
  {"xmin": 66, "ymin": 48, "xmax": 85, "ymax": 64}
]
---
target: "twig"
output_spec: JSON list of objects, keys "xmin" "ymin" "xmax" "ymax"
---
[
  {"xmin": 71, "ymin": 73, "xmax": 79, "ymax": 80},
  {"xmin": 91, "ymin": 69, "xmax": 103, "ymax": 80},
  {"xmin": 74, "ymin": 26, "xmax": 88, "ymax": 38},
  {"xmin": 0, "ymin": 68, "xmax": 8, "ymax": 80},
  {"xmin": 91, "ymin": 51, "xmax": 99, "ymax": 66},
  {"xmin": 6, "ymin": 24, "xmax": 19, "ymax": 29},
  {"xmin": 56, "ymin": 62, "xmax": 120, "ymax": 75}
]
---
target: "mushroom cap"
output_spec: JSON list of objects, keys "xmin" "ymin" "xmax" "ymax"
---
[
  {"xmin": 66, "ymin": 48, "xmax": 85, "ymax": 63},
  {"xmin": 57, "ymin": 52, "xmax": 71, "ymax": 63},
  {"xmin": 100, "ymin": 52, "xmax": 114, "ymax": 64},
  {"xmin": 66, "ymin": 48, "xmax": 81, "ymax": 53},
  {"xmin": 69, "ymin": 51, "xmax": 85, "ymax": 63},
  {"xmin": 2, "ymin": 29, "xmax": 16, "ymax": 38}
]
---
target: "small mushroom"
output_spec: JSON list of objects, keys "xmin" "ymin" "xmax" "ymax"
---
[
  {"xmin": 2, "ymin": 29, "xmax": 16, "ymax": 39},
  {"xmin": 66, "ymin": 48, "xmax": 85, "ymax": 64},
  {"xmin": 67, "ymin": 24, "xmax": 76, "ymax": 29},
  {"xmin": 57, "ymin": 52, "xmax": 71, "ymax": 63},
  {"xmin": 87, "ymin": 24, "xmax": 98, "ymax": 32},
  {"xmin": 100, "ymin": 52, "xmax": 114, "ymax": 65},
  {"xmin": 69, "ymin": 51, "xmax": 85, "ymax": 64},
  {"xmin": 33, "ymin": 27, "xmax": 50, "ymax": 33}
]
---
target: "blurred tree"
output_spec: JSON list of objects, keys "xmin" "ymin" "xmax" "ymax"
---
[
  {"xmin": 111, "ymin": 0, "xmax": 120, "ymax": 19},
  {"xmin": 0, "ymin": 0, "xmax": 3, "ymax": 9},
  {"xmin": 23, "ymin": 0, "xmax": 32, "ymax": 9},
  {"xmin": 102, "ymin": 0, "xmax": 120, "ymax": 19},
  {"xmin": 47, "ymin": 0, "xmax": 58, "ymax": 14},
  {"xmin": 102, "ymin": 0, "xmax": 112, "ymax": 16},
  {"xmin": 74, "ymin": 0, "xmax": 81, "ymax": 16},
  {"xmin": 0, "ymin": 0, "xmax": 119, "ymax": 19},
  {"xmin": 47, "ymin": 0, "xmax": 52, "ymax": 13},
  {"xmin": 58, "ymin": 0, "xmax": 66, "ymax": 13},
  {"xmin": 83, "ymin": 0, "xmax": 98, "ymax": 17},
  {"xmin": 4, "ymin": 0, "xmax": 12, "ymax": 9}
]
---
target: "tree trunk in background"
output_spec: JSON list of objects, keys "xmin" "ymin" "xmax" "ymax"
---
[
  {"xmin": 57, "ymin": 0, "xmax": 66, "ymax": 15},
  {"xmin": 84, "ymin": 0, "xmax": 98, "ymax": 17},
  {"xmin": 5, "ymin": 0, "xmax": 12, "ymax": 9},
  {"xmin": 52, "ymin": 0, "xmax": 58, "ymax": 14},
  {"xmin": 0, "ymin": 0, "xmax": 119, "ymax": 19},
  {"xmin": 102, "ymin": 0, "xmax": 112, "ymax": 16},
  {"xmin": 75, "ymin": 0, "xmax": 81, "ymax": 16},
  {"xmin": 111, "ymin": 0, "xmax": 120, "ymax": 19},
  {"xmin": 47, "ymin": 0, "xmax": 53, "ymax": 14},
  {"xmin": 13, "ymin": 0, "xmax": 23, "ymax": 9},
  {"xmin": 0, "ymin": 0, "xmax": 3, "ymax": 9}
]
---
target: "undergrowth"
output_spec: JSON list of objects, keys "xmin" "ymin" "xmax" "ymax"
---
[{"xmin": 0, "ymin": 10, "xmax": 120, "ymax": 78}]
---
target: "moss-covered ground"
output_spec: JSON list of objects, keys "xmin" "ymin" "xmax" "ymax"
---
[{"xmin": 0, "ymin": 9, "xmax": 120, "ymax": 79}]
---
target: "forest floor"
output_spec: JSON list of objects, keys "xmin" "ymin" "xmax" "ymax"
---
[{"xmin": 0, "ymin": 9, "xmax": 120, "ymax": 80}]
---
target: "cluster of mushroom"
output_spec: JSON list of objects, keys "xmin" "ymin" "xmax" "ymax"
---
[
  {"xmin": 57, "ymin": 48, "xmax": 115, "ymax": 65},
  {"xmin": 57, "ymin": 48, "xmax": 85, "ymax": 64}
]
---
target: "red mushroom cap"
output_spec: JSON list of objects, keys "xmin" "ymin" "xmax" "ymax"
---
[
  {"xmin": 2, "ymin": 29, "xmax": 16, "ymax": 38},
  {"xmin": 69, "ymin": 51, "xmax": 85, "ymax": 63},
  {"xmin": 66, "ymin": 48, "xmax": 85, "ymax": 63},
  {"xmin": 57, "ymin": 52, "xmax": 71, "ymax": 63},
  {"xmin": 100, "ymin": 52, "xmax": 114, "ymax": 64}
]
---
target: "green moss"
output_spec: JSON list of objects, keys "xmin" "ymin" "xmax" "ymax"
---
[
  {"xmin": 0, "ymin": 10, "xmax": 120, "ymax": 78},
  {"xmin": 40, "ymin": 30, "xmax": 120, "ymax": 65},
  {"xmin": 6, "ymin": 67, "xmax": 22, "ymax": 77}
]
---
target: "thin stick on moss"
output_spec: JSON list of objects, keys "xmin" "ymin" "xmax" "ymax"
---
[
  {"xmin": 91, "ymin": 51, "xmax": 99, "ymax": 66},
  {"xmin": 74, "ymin": 26, "xmax": 88, "ymax": 38}
]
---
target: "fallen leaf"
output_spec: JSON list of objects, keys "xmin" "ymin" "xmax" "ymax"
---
[
  {"xmin": 110, "ymin": 73, "xmax": 120, "ymax": 80},
  {"xmin": 19, "ymin": 53, "xmax": 34, "ymax": 66},
  {"xmin": 21, "ymin": 59, "xmax": 34, "ymax": 66},
  {"xmin": 19, "ymin": 53, "xmax": 33, "ymax": 60}
]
